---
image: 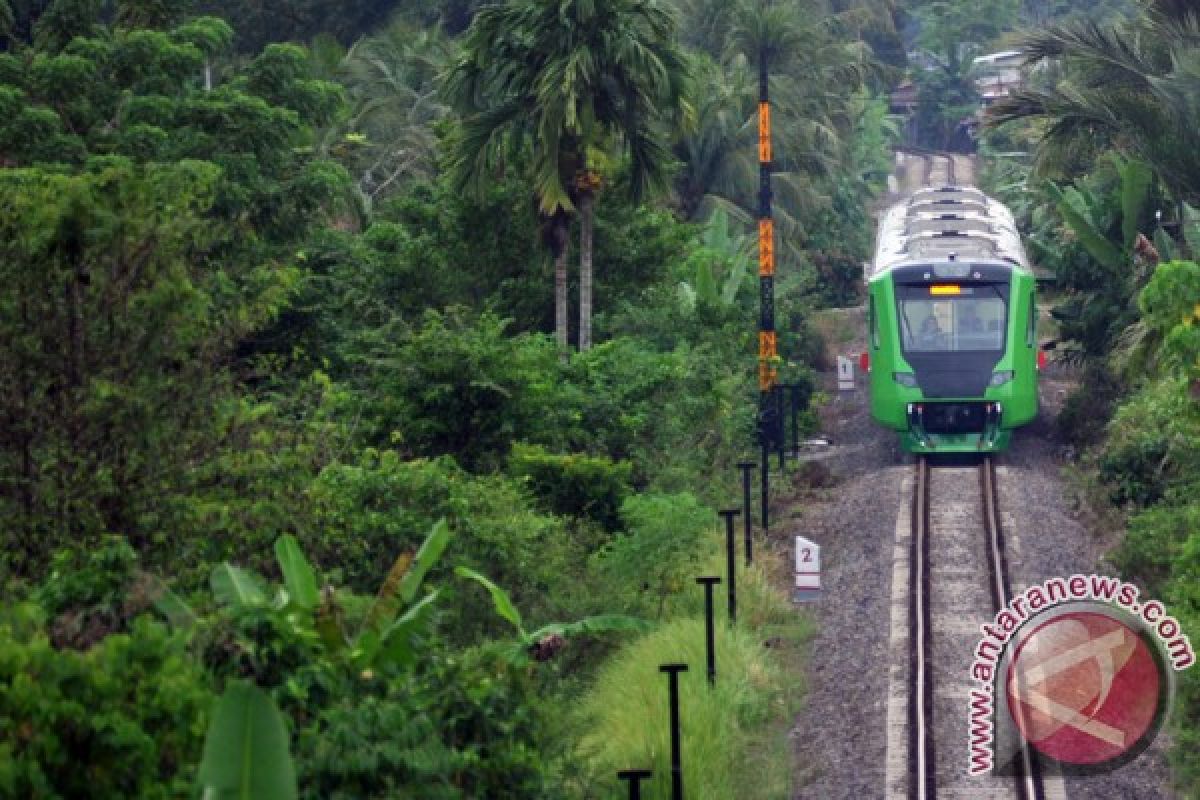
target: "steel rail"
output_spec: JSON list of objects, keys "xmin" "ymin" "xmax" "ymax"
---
[
  {"xmin": 907, "ymin": 458, "xmax": 1047, "ymax": 799},
  {"xmin": 910, "ymin": 456, "xmax": 935, "ymax": 799},
  {"xmin": 980, "ymin": 458, "xmax": 1046, "ymax": 800}
]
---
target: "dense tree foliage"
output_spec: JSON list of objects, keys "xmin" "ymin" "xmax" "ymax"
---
[
  {"xmin": 0, "ymin": 0, "xmax": 893, "ymax": 795},
  {"xmin": 990, "ymin": 0, "xmax": 1200, "ymax": 206},
  {"xmin": 0, "ymin": 13, "xmax": 351, "ymax": 573},
  {"xmin": 446, "ymin": 0, "xmax": 690, "ymax": 351},
  {"xmin": 981, "ymin": 2, "xmax": 1200, "ymax": 792}
]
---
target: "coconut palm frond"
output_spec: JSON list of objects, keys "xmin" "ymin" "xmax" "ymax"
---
[{"xmin": 988, "ymin": 5, "xmax": 1200, "ymax": 207}]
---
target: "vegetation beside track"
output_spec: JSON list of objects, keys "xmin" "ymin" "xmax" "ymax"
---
[
  {"xmin": 574, "ymin": 550, "xmax": 809, "ymax": 799},
  {"xmin": 0, "ymin": 0, "xmax": 890, "ymax": 796},
  {"xmin": 983, "ymin": 0, "xmax": 1200, "ymax": 791}
]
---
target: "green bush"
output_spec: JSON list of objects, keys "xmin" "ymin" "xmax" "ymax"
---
[
  {"xmin": 1138, "ymin": 260, "xmax": 1200, "ymax": 379},
  {"xmin": 567, "ymin": 338, "xmax": 752, "ymax": 494},
  {"xmin": 597, "ymin": 492, "xmax": 715, "ymax": 617},
  {"xmin": 295, "ymin": 647, "xmax": 557, "ymax": 799},
  {"xmin": 421, "ymin": 647, "xmax": 557, "ymax": 797},
  {"xmin": 508, "ymin": 443, "xmax": 632, "ymax": 532},
  {"xmin": 359, "ymin": 308, "xmax": 572, "ymax": 470},
  {"xmin": 306, "ymin": 450, "xmax": 583, "ymax": 638},
  {"xmin": 296, "ymin": 681, "xmax": 467, "ymax": 800},
  {"xmin": 35, "ymin": 535, "xmax": 138, "ymax": 618},
  {"xmin": 1112, "ymin": 493, "xmax": 1200, "ymax": 594},
  {"xmin": 1100, "ymin": 434, "xmax": 1172, "ymax": 507},
  {"xmin": 0, "ymin": 608, "xmax": 212, "ymax": 799},
  {"xmin": 1167, "ymin": 570, "xmax": 1200, "ymax": 794},
  {"xmin": 1100, "ymin": 376, "xmax": 1200, "ymax": 507}
]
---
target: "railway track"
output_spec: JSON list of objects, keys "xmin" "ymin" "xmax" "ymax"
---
[
  {"xmin": 921, "ymin": 153, "xmax": 956, "ymax": 186},
  {"xmin": 878, "ymin": 150, "xmax": 1067, "ymax": 797},
  {"xmin": 884, "ymin": 458, "xmax": 1068, "ymax": 799},
  {"xmin": 894, "ymin": 147, "xmax": 974, "ymax": 191}
]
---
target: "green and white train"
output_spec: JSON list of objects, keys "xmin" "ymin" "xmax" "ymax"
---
[{"xmin": 865, "ymin": 185, "xmax": 1041, "ymax": 453}]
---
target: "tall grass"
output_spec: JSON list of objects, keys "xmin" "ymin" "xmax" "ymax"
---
[{"xmin": 572, "ymin": 548, "xmax": 810, "ymax": 799}]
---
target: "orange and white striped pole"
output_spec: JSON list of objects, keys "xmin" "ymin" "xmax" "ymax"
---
[
  {"xmin": 757, "ymin": 105, "xmax": 777, "ymax": 393},
  {"xmin": 756, "ymin": 40, "xmax": 777, "ymax": 530}
]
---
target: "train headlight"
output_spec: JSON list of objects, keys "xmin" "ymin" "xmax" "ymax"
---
[
  {"xmin": 893, "ymin": 372, "xmax": 919, "ymax": 388},
  {"xmin": 988, "ymin": 370, "xmax": 1014, "ymax": 387}
]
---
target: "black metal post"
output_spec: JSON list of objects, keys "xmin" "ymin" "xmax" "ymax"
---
[
  {"xmin": 719, "ymin": 509, "xmax": 740, "ymax": 624},
  {"xmin": 775, "ymin": 385, "xmax": 785, "ymax": 472},
  {"xmin": 660, "ymin": 664, "xmax": 689, "ymax": 800},
  {"xmin": 696, "ymin": 577, "xmax": 721, "ymax": 685},
  {"xmin": 617, "ymin": 769, "xmax": 653, "ymax": 800},
  {"xmin": 737, "ymin": 461, "xmax": 756, "ymax": 566},
  {"xmin": 788, "ymin": 383, "xmax": 800, "ymax": 456},
  {"xmin": 760, "ymin": 439, "xmax": 770, "ymax": 532}
]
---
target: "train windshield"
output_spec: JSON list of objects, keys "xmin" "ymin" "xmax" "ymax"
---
[{"xmin": 897, "ymin": 284, "xmax": 1006, "ymax": 353}]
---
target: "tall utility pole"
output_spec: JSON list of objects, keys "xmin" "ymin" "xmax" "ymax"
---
[{"xmin": 756, "ymin": 31, "xmax": 777, "ymax": 529}]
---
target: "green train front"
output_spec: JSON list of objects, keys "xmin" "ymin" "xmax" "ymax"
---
[{"xmin": 866, "ymin": 260, "xmax": 1039, "ymax": 453}]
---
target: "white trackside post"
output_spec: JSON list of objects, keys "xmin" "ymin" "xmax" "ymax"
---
[
  {"xmin": 837, "ymin": 355, "xmax": 855, "ymax": 391},
  {"xmin": 794, "ymin": 536, "xmax": 820, "ymax": 603}
]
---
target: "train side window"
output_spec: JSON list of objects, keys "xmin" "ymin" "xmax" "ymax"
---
[
  {"xmin": 1025, "ymin": 294, "xmax": 1036, "ymax": 347},
  {"xmin": 869, "ymin": 296, "xmax": 880, "ymax": 349}
]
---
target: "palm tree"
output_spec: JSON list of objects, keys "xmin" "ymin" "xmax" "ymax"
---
[
  {"xmin": 671, "ymin": 0, "xmax": 874, "ymax": 264},
  {"xmin": 445, "ymin": 0, "xmax": 689, "ymax": 351},
  {"xmin": 671, "ymin": 53, "xmax": 759, "ymax": 222},
  {"xmin": 671, "ymin": 53, "xmax": 843, "ymax": 243},
  {"xmin": 987, "ymin": 0, "xmax": 1200, "ymax": 207},
  {"xmin": 338, "ymin": 22, "xmax": 454, "ymax": 203}
]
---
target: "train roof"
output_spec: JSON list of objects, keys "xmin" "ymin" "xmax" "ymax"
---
[{"xmin": 869, "ymin": 185, "xmax": 1030, "ymax": 280}]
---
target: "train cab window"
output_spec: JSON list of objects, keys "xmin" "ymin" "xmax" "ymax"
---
[{"xmin": 897, "ymin": 285, "xmax": 1006, "ymax": 353}]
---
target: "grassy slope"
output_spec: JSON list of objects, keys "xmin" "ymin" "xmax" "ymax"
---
[{"xmin": 570, "ymin": 539, "xmax": 811, "ymax": 799}]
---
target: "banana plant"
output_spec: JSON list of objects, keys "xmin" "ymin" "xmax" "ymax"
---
[
  {"xmin": 1038, "ymin": 156, "xmax": 1156, "ymax": 360},
  {"xmin": 1043, "ymin": 156, "xmax": 1152, "ymax": 272},
  {"xmin": 201, "ymin": 519, "xmax": 450, "ymax": 671},
  {"xmin": 196, "ymin": 682, "xmax": 296, "ymax": 800},
  {"xmin": 455, "ymin": 566, "xmax": 651, "ymax": 663},
  {"xmin": 185, "ymin": 520, "xmax": 452, "ymax": 800},
  {"xmin": 677, "ymin": 208, "xmax": 753, "ymax": 313}
]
